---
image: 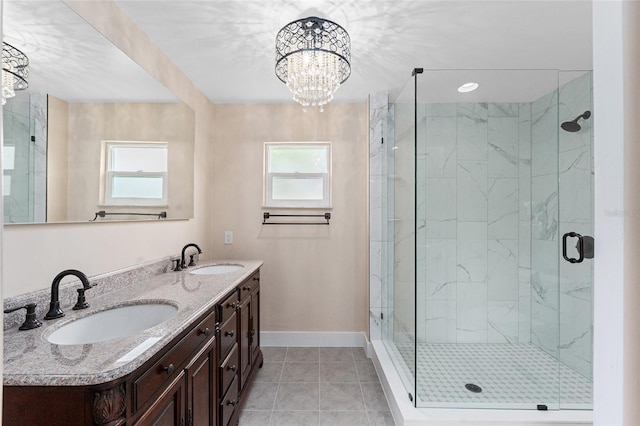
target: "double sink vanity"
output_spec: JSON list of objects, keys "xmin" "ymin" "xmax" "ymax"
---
[{"xmin": 3, "ymin": 256, "xmax": 263, "ymax": 426}]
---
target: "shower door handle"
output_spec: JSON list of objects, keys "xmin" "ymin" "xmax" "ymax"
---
[{"xmin": 562, "ymin": 232, "xmax": 594, "ymax": 263}]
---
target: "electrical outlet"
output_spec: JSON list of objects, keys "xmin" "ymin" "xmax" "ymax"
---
[{"xmin": 224, "ymin": 231, "xmax": 233, "ymax": 245}]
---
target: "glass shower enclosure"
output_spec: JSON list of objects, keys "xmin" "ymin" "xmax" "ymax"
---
[
  {"xmin": 379, "ymin": 69, "xmax": 593, "ymax": 410},
  {"xmin": 2, "ymin": 91, "xmax": 47, "ymax": 223}
]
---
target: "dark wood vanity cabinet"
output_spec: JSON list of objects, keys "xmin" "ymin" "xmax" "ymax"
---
[
  {"xmin": 2, "ymin": 269, "xmax": 263, "ymax": 426},
  {"xmin": 239, "ymin": 274, "xmax": 260, "ymax": 389},
  {"xmin": 219, "ymin": 270, "xmax": 262, "ymax": 426}
]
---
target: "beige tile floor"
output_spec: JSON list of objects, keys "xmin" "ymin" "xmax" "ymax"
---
[{"xmin": 239, "ymin": 347, "xmax": 396, "ymax": 426}]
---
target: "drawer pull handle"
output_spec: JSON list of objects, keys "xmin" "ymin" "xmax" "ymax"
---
[
  {"xmin": 226, "ymin": 399, "xmax": 237, "ymax": 406},
  {"xmin": 253, "ymin": 277, "xmax": 260, "ymax": 281},
  {"xmin": 162, "ymin": 364, "xmax": 175, "ymax": 375},
  {"xmin": 225, "ymin": 330, "xmax": 235, "ymax": 337},
  {"xmin": 198, "ymin": 327, "xmax": 211, "ymax": 337},
  {"xmin": 227, "ymin": 364, "xmax": 237, "ymax": 372},
  {"xmin": 243, "ymin": 286, "xmax": 251, "ymax": 291}
]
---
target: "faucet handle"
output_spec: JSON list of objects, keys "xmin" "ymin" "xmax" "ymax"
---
[
  {"xmin": 4, "ymin": 303, "xmax": 43, "ymax": 330},
  {"xmin": 72, "ymin": 288, "xmax": 90, "ymax": 310},
  {"xmin": 173, "ymin": 258, "xmax": 183, "ymax": 272}
]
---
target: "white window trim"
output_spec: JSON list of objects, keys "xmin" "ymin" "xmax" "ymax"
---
[
  {"xmin": 103, "ymin": 141, "xmax": 168, "ymax": 207},
  {"xmin": 263, "ymin": 142, "xmax": 332, "ymax": 209}
]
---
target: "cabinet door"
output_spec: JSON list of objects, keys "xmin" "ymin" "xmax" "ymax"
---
[
  {"xmin": 133, "ymin": 371, "xmax": 185, "ymax": 426},
  {"xmin": 239, "ymin": 296, "xmax": 251, "ymax": 389},
  {"xmin": 250, "ymin": 287, "xmax": 260, "ymax": 364},
  {"xmin": 186, "ymin": 339, "xmax": 216, "ymax": 426}
]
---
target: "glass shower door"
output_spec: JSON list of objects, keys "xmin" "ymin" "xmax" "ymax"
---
[
  {"xmin": 557, "ymin": 70, "xmax": 594, "ymax": 410},
  {"xmin": 414, "ymin": 69, "xmax": 565, "ymax": 409}
]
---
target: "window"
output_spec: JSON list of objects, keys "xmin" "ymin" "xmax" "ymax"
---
[
  {"xmin": 264, "ymin": 142, "xmax": 331, "ymax": 208},
  {"xmin": 103, "ymin": 142, "xmax": 168, "ymax": 206}
]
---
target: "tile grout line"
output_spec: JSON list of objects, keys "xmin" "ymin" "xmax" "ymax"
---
[
  {"xmin": 246, "ymin": 347, "xmax": 393, "ymax": 426},
  {"xmin": 354, "ymin": 348, "xmax": 375, "ymax": 426},
  {"xmin": 268, "ymin": 347, "xmax": 286, "ymax": 425}
]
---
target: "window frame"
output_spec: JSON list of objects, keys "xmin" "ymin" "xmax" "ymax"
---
[
  {"xmin": 263, "ymin": 142, "xmax": 332, "ymax": 209},
  {"xmin": 102, "ymin": 141, "xmax": 169, "ymax": 207}
]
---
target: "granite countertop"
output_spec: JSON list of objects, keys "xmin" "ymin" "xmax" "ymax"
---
[{"xmin": 3, "ymin": 259, "xmax": 263, "ymax": 387}]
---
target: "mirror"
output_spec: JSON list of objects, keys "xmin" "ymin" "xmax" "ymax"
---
[{"xmin": 2, "ymin": 1, "xmax": 195, "ymax": 224}]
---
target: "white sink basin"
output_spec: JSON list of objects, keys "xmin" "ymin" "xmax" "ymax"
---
[
  {"xmin": 47, "ymin": 303, "xmax": 178, "ymax": 345},
  {"xmin": 190, "ymin": 264, "xmax": 244, "ymax": 275}
]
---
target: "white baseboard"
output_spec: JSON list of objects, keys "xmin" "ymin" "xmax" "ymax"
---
[{"xmin": 260, "ymin": 331, "xmax": 368, "ymax": 349}]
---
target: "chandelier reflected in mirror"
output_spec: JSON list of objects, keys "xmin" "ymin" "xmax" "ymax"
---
[
  {"xmin": 275, "ymin": 16, "xmax": 351, "ymax": 112},
  {"xmin": 2, "ymin": 42, "xmax": 29, "ymax": 105}
]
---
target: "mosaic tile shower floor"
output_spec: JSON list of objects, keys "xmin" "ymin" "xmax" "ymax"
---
[{"xmin": 390, "ymin": 342, "xmax": 592, "ymax": 410}]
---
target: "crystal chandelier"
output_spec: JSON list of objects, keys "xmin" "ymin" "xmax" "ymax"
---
[
  {"xmin": 2, "ymin": 42, "xmax": 29, "ymax": 105},
  {"xmin": 275, "ymin": 16, "xmax": 351, "ymax": 112}
]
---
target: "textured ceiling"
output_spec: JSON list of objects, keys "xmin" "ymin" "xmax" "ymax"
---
[
  {"xmin": 115, "ymin": 0, "xmax": 593, "ymax": 103},
  {"xmin": 3, "ymin": 1, "xmax": 177, "ymax": 103},
  {"xmin": 2, "ymin": 1, "xmax": 593, "ymax": 104}
]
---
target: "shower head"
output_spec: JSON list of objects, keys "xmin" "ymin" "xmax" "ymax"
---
[{"xmin": 561, "ymin": 111, "xmax": 592, "ymax": 132}]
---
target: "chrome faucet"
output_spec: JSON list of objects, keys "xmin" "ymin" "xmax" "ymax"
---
[
  {"xmin": 44, "ymin": 269, "xmax": 93, "ymax": 320},
  {"xmin": 180, "ymin": 243, "xmax": 202, "ymax": 269}
]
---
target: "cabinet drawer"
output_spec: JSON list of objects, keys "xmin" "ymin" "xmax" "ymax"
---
[
  {"xmin": 219, "ymin": 290, "xmax": 238, "ymax": 324},
  {"xmin": 219, "ymin": 313, "xmax": 237, "ymax": 360},
  {"xmin": 220, "ymin": 375, "xmax": 239, "ymax": 426},
  {"xmin": 132, "ymin": 310, "xmax": 216, "ymax": 412},
  {"xmin": 220, "ymin": 343, "xmax": 238, "ymax": 396},
  {"xmin": 239, "ymin": 272, "xmax": 260, "ymax": 301}
]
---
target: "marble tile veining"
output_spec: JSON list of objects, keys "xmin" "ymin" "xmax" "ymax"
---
[{"xmin": 373, "ymin": 79, "xmax": 592, "ymax": 386}]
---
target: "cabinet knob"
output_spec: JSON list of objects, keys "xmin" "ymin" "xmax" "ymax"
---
[
  {"xmin": 226, "ymin": 301, "xmax": 237, "ymax": 309},
  {"xmin": 226, "ymin": 399, "xmax": 237, "ymax": 406},
  {"xmin": 198, "ymin": 327, "xmax": 211, "ymax": 337},
  {"xmin": 243, "ymin": 286, "xmax": 251, "ymax": 291},
  {"xmin": 224, "ymin": 330, "xmax": 235, "ymax": 337},
  {"xmin": 252, "ymin": 277, "xmax": 260, "ymax": 282},
  {"xmin": 227, "ymin": 364, "xmax": 237, "ymax": 372},
  {"xmin": 162, "ymin": 364, "xmax": 175, "ymax": 375}
]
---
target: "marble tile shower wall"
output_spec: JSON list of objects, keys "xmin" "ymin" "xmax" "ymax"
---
[
  {"xmin": 369, "ymin": 93, "xmax": 389, "ymax": 342},
  {"xmin": 397, "ymin": 102, "xmax": 533, "ymax": 345},
  {"xmin": 530, "ymin": 72, "xmax": 593, "ymax": 381},
  {"xmin": 557, "ymin": 72, "xmax": 594, "ymax": 380},
  {"xmin": 368, "ymin": 73, "xmax": 593, "ymax": 382},
  {"xmin": 530, "ymin": 89, "xmax": 560, "ymax": 360}
]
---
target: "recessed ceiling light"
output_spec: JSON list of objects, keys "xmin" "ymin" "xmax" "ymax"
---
[{"xmin": 458, "ymin": 82, "xmax": 479, "ymax": 93}]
